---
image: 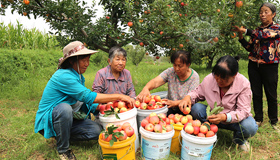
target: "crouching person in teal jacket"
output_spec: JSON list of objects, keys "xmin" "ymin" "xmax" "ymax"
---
[{"xmin": 34, "ymin": 41, "xmax": 133, "ymax": 160}]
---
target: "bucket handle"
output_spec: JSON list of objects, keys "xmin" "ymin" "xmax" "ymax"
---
[
  {"xmin": 178, "ymin": 132, "xmax": 218, "ymax": 157},
  {"xmin": 98, "ymin": 142, "xmax": 133, "ymax": 160}
]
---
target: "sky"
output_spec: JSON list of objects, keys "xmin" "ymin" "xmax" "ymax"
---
[{"xmin": 0, "ymin": 0, "xmax": 104, "ymax": 33}]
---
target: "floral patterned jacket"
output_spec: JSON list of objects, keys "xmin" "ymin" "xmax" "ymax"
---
[{"xmin": 239, "ymin": 22, "xmax": 280, "ymax": 64}]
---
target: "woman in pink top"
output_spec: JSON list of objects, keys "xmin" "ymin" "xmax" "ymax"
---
[{"xmin": 179, "ymin": 55, "xmax": 258, "ymax": 152}]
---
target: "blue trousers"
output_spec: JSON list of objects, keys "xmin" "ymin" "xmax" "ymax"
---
[
  {"xmin": 52, "ymin": 103, "xmax": 102, "ymax": 153},
  {"xmin": 191, "ymin": 103, "xmax": 258, "ymax": 145}
]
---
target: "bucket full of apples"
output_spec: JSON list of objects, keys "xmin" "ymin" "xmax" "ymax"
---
[
  {"xmin": 135, "ymin": 95, "xmax": 168, "ymax": 131},
  {"xmin": 98, "ymin": 122, "xmax": 136, "ymax": 160},
  {"xmin": 99, "ymin": 100, "xmax": 139, "ymax": 152},
  {"xmin": 139, "ymin": 112, "xmax": 175, "ymax": 160},
  {"xmin": 180, "ymin": 120, "xmax": 218, "ymax": 160}
]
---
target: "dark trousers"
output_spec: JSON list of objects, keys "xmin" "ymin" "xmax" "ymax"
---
[{"xmin": 248, "ymin": 61, "xmax": 279, "ymax": 125}]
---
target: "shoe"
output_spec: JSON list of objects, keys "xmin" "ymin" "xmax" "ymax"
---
[
  {"xmin": 256, "ymin": 121, "xmax": 262, "ymax": 127},
  {"xmin": 59, "ymin": 149, "xmax": 77, "ymax": 160},
  {"xmin": 271, "ymin": 124, "xmax": 280, "ymax": 133},
  {"xmin": 239, "ymin": 141, "xmax": 251, "ymax": 152}
]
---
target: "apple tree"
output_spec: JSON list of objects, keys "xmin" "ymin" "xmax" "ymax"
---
[{"xmin": 0, "ymin": 0, "xmax": 277, "ymax": 67}]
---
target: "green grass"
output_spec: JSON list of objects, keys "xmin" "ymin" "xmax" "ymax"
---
[{"xmin": 0, "ymin": 52, "xmax": 280, "ymax": 160}]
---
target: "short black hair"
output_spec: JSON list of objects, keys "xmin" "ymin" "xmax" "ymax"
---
[
  {"xmin": 60, "ymin": 55, "xmax": 90, "ymax": 69},
  {"xmin": 212, "ymin": 55, "xmax": 239, "ymax": 79},
  {"xmin": 170, "ymin": 50, "xmax": 191, "ymax": 65}
]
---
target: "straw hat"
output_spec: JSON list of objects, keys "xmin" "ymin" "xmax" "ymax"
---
[{"xmin": 58, "ymin": 41, "xmax": 98, "ymax": 68}]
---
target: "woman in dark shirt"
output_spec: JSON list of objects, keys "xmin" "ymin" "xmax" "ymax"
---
[{"xmin": 233, "ymin": 2, "xmax": 279, "ymax": 130}]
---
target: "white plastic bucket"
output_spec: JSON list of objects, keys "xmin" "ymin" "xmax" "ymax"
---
[
  {"xmin": 136, "ymin": 106, "xmax": 168, "ymax": 131},
  {"xmin": 140, "ymin": 126, "xmax": 175, "ymax": 160},
  {"xmin": 99, "ymin": 107, "xmax": 139, "ymax": 152},
  {"xmin": 180, "ymin": 130, "xmax": 217, "ymax": 160}
]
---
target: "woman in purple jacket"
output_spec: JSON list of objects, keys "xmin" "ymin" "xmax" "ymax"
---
[{"xmin": 179, "ymin": 55, "xmax": 258, "ymax": 152}]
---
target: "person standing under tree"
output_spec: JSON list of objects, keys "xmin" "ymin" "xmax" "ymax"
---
[{"xmin": 233, "ymin": 2, "xmax": 280, "ymax": 131}]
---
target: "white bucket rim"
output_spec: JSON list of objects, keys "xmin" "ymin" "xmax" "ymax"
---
[
  {"xmin": 180, "ymin": 130, "xmax": 217, "ymax": 145},
  {"xmin": 99, "ymin": 107, "xmax": 137, "ymax": 122},
  {"xmin": 137, "ymin": 106, "xmax": 168, "ymax": 116},
  {"xmin": 140, "ymin": 126, "xmax": 175, "ymax": 140}
]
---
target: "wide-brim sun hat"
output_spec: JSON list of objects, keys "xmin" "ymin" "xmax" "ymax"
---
[{"xmin": 58, "ymin": 41, "xmax": 98, "ymax": 68}]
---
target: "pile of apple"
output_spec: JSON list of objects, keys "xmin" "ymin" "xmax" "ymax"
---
[
  {"xmin": 99, "ymin": 100, "xmax": 134, "ymax": 115},
  {"xmin": 135, "ymin": 95, "xmax": 167, "ymax": 110},
  {"xmin": 140, "ymin": 112, "xmax": 173, "ymax": 133},
  {"xmin": 167, "ymin": 113, "xmax": 193, "ymax": 125},
  {"xmin": 183, "ymin": 120, "xmax": 218, "ymax": 138},
  {"xmin": 100, "ymin": 122, "xmax": 135, "ymax": 146}
]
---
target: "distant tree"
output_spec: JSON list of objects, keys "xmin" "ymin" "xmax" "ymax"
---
[{"xmin": 125, "ymin": 45, "xmax": 145, "ymax": 66}]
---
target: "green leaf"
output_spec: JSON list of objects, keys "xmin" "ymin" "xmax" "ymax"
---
[
  {"xmin": 113, "ymin": 132, "xmax": 124, "ymax": 138},
  {"xmin": 115, "ymin": 113, "xmax": 120, "ymax": 119},
  {"xmin": 109, "ymin": 139, "xmax": 114, "ymax": 147}
]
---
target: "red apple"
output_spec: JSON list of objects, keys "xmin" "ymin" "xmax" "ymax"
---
[
  {"xmin": 174, "ymin": 115, "xmax": 181, "ymax": 123},
  {"xmin": 180, "ymin": 2, "xmax": 185, "ymax": 6},
  {"xmin": 158, "ymin": 113, "xmax": 167, "ymax": 121},
  {"xmin": 122, "ymin": 122, "xmax": 131, "ymax": 130},
  {"xmin": 106, "ymin": 102, "xmax": 113, "ymax": 110},
  {"xmin": 154, "ymin": 95, "xmax": 161, "ymax": 102},
  {"xmin": 210, "ymin": 124, "xmax": 218, "ymax": 133},
  {"xmin": 197, "ymin": 133, "xmax": 205, "ymax": 137},
  {"xmin": 145, "ymin": 116, "xmax": 150, "ymax": 122},
  {"xmin": 119, "ymin": 131, "xmax": 127, "ymax": 141},
  {"xmin": 176, "ymin": 122, "xmax": 183, "ymax": 125},
  {"xmin": 192, "ymin": 120, "xmax": 201, "ymax": 127},
  {"xmin": 184, "ymin": 124, "xmax": 194, "ymax": 134},
  {"xmin": 101, "ymin": 132, "xmax": 105, "ymax": 140},
  {"xmin": 186, "ymin": 115, "xmax": 193, "ymax": 122},
  {"xmin": 193, "ymin": 126, "xmax": 200, "ymax": 135},
  {"xmin": 99, "ymin": 104, "xmax": 106, "ymax": 114},
  {"xmin": 145, "ymin": 123, "xmax": 154, "ymax": 132},
  {"xmin": 183, "ymin": 107, "xmax": 190, "ymax": 115},
  {"xmin": 159, "ymin": 31, "xmax": 163, "ymax": 35},
  {"xmin": 235, "ymin": 1, "xmax": 243, "ymax": 8},
  {"xmin": 141, "ymin": 119, "xmax": 149, "ymax": 128},
  {"xmin": 159, "ymin": 121, "xmax": 166, "ymax": 127},
  {"xmin": 104, "ymin": 134, "xmax": 113, "ymax": 142},
  {"xmin": 135, "ymin": 100, "xmax": 140, "ymax": 108},
  {"xmin": 125, "ymin": 126, "xmax": 134, "ymax": 137},
  {"xmin": 149, "ymin": 112, "xmax": 157, "ymax": 118},
  {"xmin": 120, "ymin": 107, "xmax": 127, "ymax": 113},
  {"xmin": 168, "ymin": 114, "xmax": 175, "ymax": 120},
  {"xmin": 114, "ymin": 108, "xmax": 119, "ymax": 113},
  {"xmin": 165, "ymin": 118, "xmax": 170, "ymax": 124},
  {"xmin": 113, "ymin": 100, "xmax": 119, "ymax": 108},
  {"xmin": 118, "ymin": 101, "xmax": 126, "ymax": 109},
  {"xmin": 154, "ymin": 124, "xmax": 163, "ymax": 133},
  {"xmin": 115, "ymin": 124, "xmax": 122, "ymax": 132},
  {"xmin": 127, "ymin": 21, "xmax": 133, "ymax": 27},
  {"xmin": 106, "ymin": 16, "xmax": 110, "ymax": 19},
  {"xmin": 148, "ymin": 101, "xmax": 156, "ymax": 107},
  {"xmin": 144, "ymin": 96, "xmax": 151, "ymax": 103},
  {"xmin": 140, "ymin": 103, "xmax": 148, "ymax": 110},
  {"xmin": 140, "ymin": 42, "xmax": 144, "ymax": 47},
  {"xmin": 206, "ymin": 130, "xmax": 215, "ymax": 137},
  {"xmin": 150, "ymin": 116, "xmax": 160, "ymax": 125},
  {"xmin": 200, "ymin": 125, "xmax": 208, "ymax": 134},
  {"xmin": 165, "ymin": 125, "xmax": 173, "ymax": 132},
  {"xmin": 180, "ymin": 116, "xmax": 189, "ymax": 124}
]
